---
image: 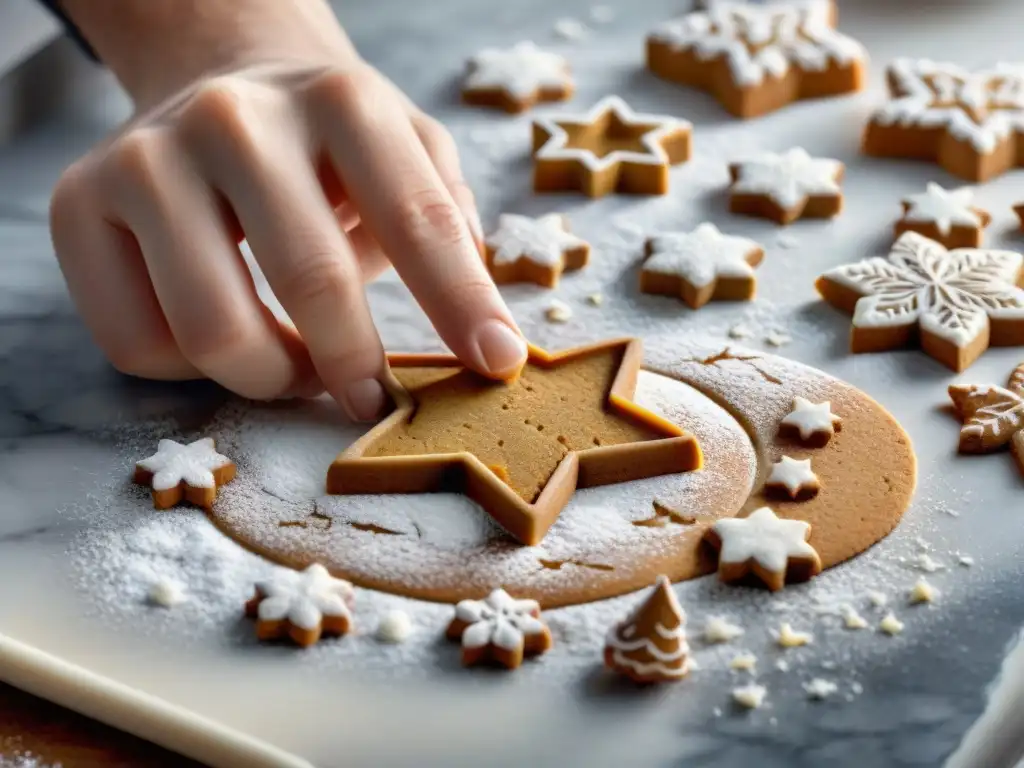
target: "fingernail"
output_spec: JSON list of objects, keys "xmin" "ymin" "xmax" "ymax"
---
[
  {"xmin": 475, "ymin": 320, "xmax": 528, "ymax": 379},
  {"xmin": 344, "ymin": 378, "xmax": 387, "ymax": 422}
]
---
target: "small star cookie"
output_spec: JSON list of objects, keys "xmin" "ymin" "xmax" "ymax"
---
[
  {"xmin": 484, "ymin": 213, "xmax": 590, "ymax": 287},
  {"xmin": 641, "ymin": 223, "xmax": 765, "ymax": 309},
  {"xmin": 764, "ymin": 455, "xmax": 820, "ymax": 500},
  {"xmin": 948, "ymin": 361, "xmax": 1024, "ymax": 475},
  {"xmin": 895, "ymin": 183, "xmax": 990, "ymax": 249},
  {"xmin": 704, "ymin": 506, "xmax": 822, "ymax": 591},
  {"xmin": 728, "ymin": 148, "xmax": 844, "ymax": 224},
  {"xmin": 447, "ymin": 588, "xmax": 553, "ymax": 669},
  {"xmin": 245, "ymin": 564, "xmax": 355, "ymax": 647},
  {"xmin": 133, "ymin": 437, "xmax": 235, "ymax": 510},
  {"xmin": 462, "ymin": 41, "xmax": 573, "ymax": 113},
  {"xmin": 779, "ymin": 396, "xmax": 841, "ymax": 447}
]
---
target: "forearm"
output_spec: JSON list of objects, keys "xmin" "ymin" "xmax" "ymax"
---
[{"xmin": 59, "ymin": 0, "xmax": 356, "ymax": 109}]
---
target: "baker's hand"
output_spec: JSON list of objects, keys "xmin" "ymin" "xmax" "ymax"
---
[{"xmin": 49, "ymin": 0, "xmax": 527, "ymax": 421}]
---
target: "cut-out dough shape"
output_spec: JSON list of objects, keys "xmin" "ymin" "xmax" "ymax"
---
[
  {"xmin": 779, "ymin": 396, "xmax": 841, "ymax": 446},
  {"xmin": 895, "ymin": 182, "xmax": 990, "ymax": 249},
  {"xmin": 462, "ymin": 41, "xmax": 573, "ymax": 113},
  {"xmin": 133, "ymin": 437, "xmax": 235, "ymax": 510},
  {"xmin": 728, "ymin": 147, "xmax": 844, "ymax": 224},
  {"xmin": 484, "ymin": 213, "xmax": 590, "ymax": 288},
  {"xmin": 764, "ymin": 455, "xmax": 820, "ymax": 500},
  {"xmin": 446, "ymin": 588, "xmax": 552, "ymax": 669}
]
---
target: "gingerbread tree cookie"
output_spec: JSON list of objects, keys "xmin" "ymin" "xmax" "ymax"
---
[
  {"xmin": 447, "ymin": 588, "xmax": 552, "ymax": 669},
  {"xmin": 704, "ymin": 506, "xmax": 822, "ymax": 591},
  {"xmin": 948, "ymin": 362, "xmax": 1024, "ymax": 476},
  {"xmin": 484, "ymin": 214, "xmax": 589, "ymax": 288},
  {"xmin": 462, "ymin": 41, "xmax": 573, "ymax": 113},
  {"xmin": 779, "ymin": 397, "xmax": 841, "ymax": 447},
  {"xmin": 863, "ymin": 59, "xmax": 1024, "ymax": 182},
  {"xmin": 641, "ymin": 223, "xmax": 765, "ymax": 309},
  {"xmin": 245, "ymin": 564, "xmax": 355, "ymax": 647},
  {"xmin": 532, "ymin": 96, "xmax": 692, "ymax": 197},
  {"xmin": 604, "ymin": 576, "xmax": 690, "ymax": 683},
  {"xmin": 895, "ymin": 183, "xmax": 990, "ymax": 249},
  {"xmin": 817, "ymin": 231, "xmax": 1024, "ymax": 372},
  {"xmin": 728, "ymin": 148, "xmax": 844, "ymax": 224},
  {"xmin": 133, "ymin": 437, "xmax": 235, "ymax": 510},
  {"xmin": 647, "ymin": 1, "xmax": 865, "ymax": 119}
]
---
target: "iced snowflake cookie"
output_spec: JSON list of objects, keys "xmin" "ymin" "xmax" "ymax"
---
[
  {"xmin": 895, "ymin": 183, "xmax": 990, "ymax": 250},
  {"xmin": 863, "ymin": 59, "xmax": 1024, "ymax": 182},
  {"xmin": 640, "ymin": 223, "xmax": 764, "ymax": 309},
  {"xmin": 764, "ymin": 456, "xmax": 820, "ymax": 500},
  {"xmin": 704, "ymin": 506, "xmax": 822, "ymax": 591},
  {"xmin": 604, "ymin": 575, "xmax": 690, "ymax": 683},
  {"xmin": 948, "ymin": 362, "xmax": 1024, "ymax": 475},
  {"xmin": 816, "ymin": 231, "xmax": 1024, "ymax": 372},
  {"xmin": 447, "ymin": 588, "xmax": 552, "ymax": 669},
  {"xmin": 532, "ymin": 96, "xmax": 692, "ymax": 197},
  {"xmin": 133, "ymin": 437, "xmax": 235, "ymax": 510},
  {"xmin": 484, "ymin": 214, "xmax": 590, "ymax": 287},
  {"xmin": 647, "ymin": 1, "xmax": 865, "ymax": 119},
  {"xmin": 728, "ymin": 148, "xmax": 843, "ymax": 224},
  {"xmin": 462, "ymin": 41, "xmax": 573, "ymax": 113},
  {"xmin": 778, "ymin": 397, "xmax": 841, "ymax": 447},
  {"xmin": 245, "ymin": 564, "xmax": 355, "ymax": 647},
  {"xmin": 698, "ymin": 0, "xmax": 836, "ymax": 24}
]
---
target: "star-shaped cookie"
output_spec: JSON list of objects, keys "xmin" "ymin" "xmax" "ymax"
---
[
  {"xmin": 817, "ymin": 231, "xmax": 1024, "ymax": 372},
  {"xmin": 327, "ymin": 339, "xmax": 702, "ymax": 545},
  {"xmin": 641, "ymin": 223, "xmax": 765, "ymax": 309},
  {"xmin": 484, "ymin": 213, "xmax": 590, "ymax": 287},
  {"xmin": 764, "ymin": 455, "xmax": 820, "ymax": 500},
  {"xmin": 948, "ymin": 362, "xmax": 1024, "ymax": 476},
  {"xmin": 728, "ymin": 148, "xmax": 844, "ymax": 224},
  {"xmin": 133, "ymin": 437, "xmax": 236, "ymax": 510},
  {"xmin": 462, "ymin": 41, "xmax": 573, "ymax": 113},
  {"xmin": 532, "ymin": 96, "xmax": 692, "ymax": 197},
  {"xmin": 779, "ymin": 396, "xmax": 841, "ymax": 446},
  {"xmin": 864, "ymin": 58, "xmax": 1024, "ymax": 182},
  {"xmin": 895, "ymin": 183, "xmax": 990, "ymax": 249}
]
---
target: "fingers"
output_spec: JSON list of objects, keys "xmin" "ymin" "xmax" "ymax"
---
[{"xmin": 308, "ymin": 68, "xmax": 527, "ymax": 381}]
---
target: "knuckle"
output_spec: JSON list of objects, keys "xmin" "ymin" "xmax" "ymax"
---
[
  {"xmin": 174, "ymin": 310, "xmax": 258, "ymax": 369},
  {"xmin": 103, "ymin": 331, "xmax": 178, "ymax": 379},
  {"xmin": 402, "ymin": 188, "xmax": 466, "ymax": 245},
  {"xmin": 49, "ymin": 160, "xmax": 91, "ymax": 231},
  {"xmin": 308, "ymin": 66, "xmax": 378, "ymax": 114},
  {"xmin": 179, "ymin": 78, "xmax": 261, "ymax": 162},
  {"xmin": 279, "ymin": 256, "xmax": 355, "ymax": 308},
  {"xmin": 108, "ymin": 129, "xmax": 165, "ymax": 194}
]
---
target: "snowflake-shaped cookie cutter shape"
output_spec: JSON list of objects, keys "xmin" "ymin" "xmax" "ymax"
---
[
  {"xmin": 245, "ymin": 563, "xmax": 355, "ymax": 647},
  {"xmin": 446, "ymin": 588, "xmax": 553, "ymax": 669},
  {"xmin": 948, "ymin": 362, "xmax": 1024, "ymax": 476}
]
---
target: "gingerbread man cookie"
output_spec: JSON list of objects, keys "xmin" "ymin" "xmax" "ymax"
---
[
  {"xmin": 447, "ymin": 588, "xmax": 553, "ymax": 669},
  {"xmin": 462, "ymin": 41, "xmax": 573, "ymax": 113},
  {"xmin": 728, "ymin": 148, "xmax": 844, "ymax": 224},
  {"xmin": 245, "ymin": 564, "xmax": 355, "ymax": 647},
  {"xmin": 484, "ymin": 213, "xmax": 590, "ymax": 287},
  {"xmin": 895, "ymin": 183, "xmax": 990, "ymax": 249},
  {"xmin": 133, "ymin": 437, "xmax": 235, "ymax": 510},
  {"xmin": 948, "ymin": 362, "xmax": 1024, "ymax": 476},
  {"xmin": 604, "ymin": 575, "xmax": 690, "ymax": 683}
]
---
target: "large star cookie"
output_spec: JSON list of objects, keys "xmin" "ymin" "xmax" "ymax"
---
[
  {"xmin": 863, "ymin": 58, "xmax": 1024, "ymax": 182},
  {"xmin": 133, "ymin": 437, "xmax": 235, "ymax": 510},
  {"xmin": 532, "ymin": 96, "xmax": 692, "ymax": 197},
  {"xmin": 728, "ymin": 147, "xmax": 843, "ymax": 224},
  {"xmin": 895, "ymin": 182, "xmax": 990, "ymax": 250},
  {"xmin": 327, "ymin": 339, "xmax": 702, "ymax": 545},
  {"xmin": 948, "ymin": 362, "xmax": 1024, "ymax": 476},
  {"xmin": 816, "ymin": 231, "xmax": 1024, "ymax": 372},
  {"xmin": 462, "ymin": 41, "xmax": 573, "ymax": 113},
  {"xmin": 484, "ymin": 213, "xmax": 590, "ymax": 287}
]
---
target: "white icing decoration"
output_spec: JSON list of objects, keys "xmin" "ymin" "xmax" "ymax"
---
[
  {"xmin": 872, "ymin": 59, "xmax": 1024, "ymax": 155},
  {"xmin": 954, "ymin": 384, "xmax": 1024, "ymax": 447},
  {"xmin": 376, "ymin": 610, "xmax": 413, "ymax": 643},
  {"xmin": 774, "ymin": 622, "xmax": 813, "ymax": 647},
  {"xmin": 605, "ymin": 577, "xmax": 690, "ymax": 678},
  {"xmin": 465, "ymin": 41, "xmax": 572, "ymax": 100},
  {"xmin": 730, "ymin": 652, "xmax": 757, "ymax": 671},
  {"xmin": 730, "ymin": 148, "xmax": 842, "ymax": 210},
  {"xmin": 486, "ymin": 213, "xmax": 586, "ymax": 269},
  {"xmin": 136, "ymin": 438, "xmax": 232, "ymax": 492},
  {"xmin": 780, "ymin": 396, "xmax": 840, "ymax": 441},
  {"xmin": 804, "ymin": 678, "xmax": 838, "ymax": 700},
  {"xmin": 455, "ymin": 589, "xmax": 546, "ymax": 652},
  {"xmin": 650, "ymin": 2, "xmax": 863, "ymax": 88},
  {"xmin": 902, "ymin": 183, "xmax": 981, "ymax": 236},
  {"xmin": 254, "ymin": 563, "xmax": 354, "ymax": 632},
  {"xmin": 147, "ymin": 579, "xmax": 186, "ymax": 608},
  {"xmin": 533, "ymin": 96, "xmax": 691, "ymax": 171},
  {"xmin": 766, "ymin": 455, "xmax": 818, "ymax": 497},
  {"xmin": 712, "ymin": 506, "xmax": 818, "ymax": 574},
  {"xmin": 732, "ymin": 683, "xmax": 768, "ymax": 709},
  {"xmin": 909, "ymin": 578, "xmax": 938, "ymax": 604},
  {"xmin": 879, "ymin": 612, "xmax": 905, "ymax": 635},
  {"xmin": 704, "ymin": 616, "xmax": 745, "ymax": 643},
  {"xmin": 699, "ymin": 0, "xmax": 833, "ymax": 25},
  {"xmin": 645, "ymin": 223, "xmax": 761, "ymax": 289},
  {"xmin": 819, "ymin": 231, "xmax": 1024, "ymax": 349}
]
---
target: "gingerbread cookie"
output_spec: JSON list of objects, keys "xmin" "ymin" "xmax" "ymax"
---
[
  {"xmin": 462, "ymin": 41, "xmax": 573, "ymax": 113},
  {"xmin": 699, "ymin": 0, "xmax": 836, "ymax": 25},
  {"xmin": 1015, "ymin": 203, "xmax": 1024, "ymax": 231},
  {"xmin": 604, "ymin": 575, "xmax": 690, "ymax": 683},
  {"xmin": 778, "ymin": 397, "xmax": 841, "ymax": 447},
  {"xmin": 817, "ymin": 231, "xmax": 1024, "ymax": 372},
  {"xmin": 704, "ymin": 506, "xmax": 822, "ymax": 591},
  {"xmin": 327, "ymin": 339, "xmax": 702, "ymax": 546},
  {"xmin": 245, "ymin": 564, "xmax": 355, "ymax": 647},
  {"xmin": 895, "ymin": 183, "xmax": 990, "ymax": 249},
  {"xmin": 133, "ymin": 437, "xmax": 235, "ymax": 510},
  {"xmin": 484, "ymin": 214, "xmax": 589, "ymax": 287},
  {"xmin": 728, "ymin": 148, "xmax": 844, "ymax": 224},
  {"xmin": 764, "ymin": 456, "xmax": 820, "ymax": 500},
  {"xmin": 446, "ymin": 588, "xmax": 552, "ymax": 669},
  {"xmin": 640, "ymin": 223, "xmax": 764, "ymax": 309},
  {"xmin": 863, "ymin": 59, "xmax": 1024, "ymax": 182},
  {"xmin": 532, "ymin": 96, "xmax": 692, "ymax": 197},
  {"xmin": 647, "ymin": 1, "xmax": 865, "ymax": 119},
  {"xmin": 948, "ymin": 362, "xmax": 1024, "ymax": 476}
]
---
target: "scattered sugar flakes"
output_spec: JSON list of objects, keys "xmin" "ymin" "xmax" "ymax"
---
[
  {"xmin": 704, "ymin": 616, "xmax": 744, "ymax": 644},
  {"xmin": 867, "ymin": 590, "xmax": 888, "ymax": 608},
  {"xmin": 851, "ymin": 681, "xmax": 864, "ymax": 695},
  {"xmin": 712, "ymin": 707, "xmax": 723, "ymax": 718},
  {"xmin": 914, "ymin": 537, "xmax": 931, "ymax": 551},
  {"xmin": 820, "ymin": 660, "xmax": 837, "ymax": 671},
  {"xmin": 589, "ymin": 5, "xmax": 615, "ymax": 23},
  {"xmin": 0, "ymin": 754, "xmax": 58, "ymax": 768},
  {"xmin": 376, "ymin": 610, "xmax": 414, "ymax": 643},
  {"xmin": 915, "ymin": 553, "xmax": 944, "ymax": 573},
  {"xmin": 732, "ymin": 684, "xmax": 767, "ymax": 710},
  {"xmin": 775, "ymin": 233, "xmax": 800, "ymax": 250},
  {"xmin": 730, "ymin": 652, "xmax": 758, "ymax": 672},
  {"xmin": 553, "ymin": 18, "xmax": 589, "ymax": 40},
  {"xmin": 959, "ymin": 555, "xmax": 975, "ymax": 567},
  {"xmin": 728, "ymin": 323, "xmax": 753, "ymax": 340},
  {"xmin": 774, "ymin": 622, "xmax": 813, "ymax": 648},
  {"xmin": 909, "ymin": 578, "xmax": 938, "ymax": 605},
  {"xmin": 545, "ymin": 299, "xmax": 573, "ymax": 323},
  {"xmin": 879, "ymin": 612, "xmax": 905, "ymax": 636},
  {"xmin": 764, "ymin": 331, "xmax": 792, "ymax": 348},
  {"xmin": 147, "ymin": 578, "xmax": 187, "ymax": 608},
  {"xmin": 803, "ymin": 678, "xmax": 838, "ymax": 700},
  {"xmin": 775, "ymin": 659, "xmax": 790, "ymax": 673},
  {"xmin": 839, "ymin": 604, "xmax": 869, "ymax": 630},
  {"xmin": 585, "ymin": 292, "xmax": 604, "ymax": 307}
]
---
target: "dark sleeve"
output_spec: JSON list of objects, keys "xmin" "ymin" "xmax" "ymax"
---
[{"xmin": 37, "ymin": 0, "xmax": 98, "ymax": 61}]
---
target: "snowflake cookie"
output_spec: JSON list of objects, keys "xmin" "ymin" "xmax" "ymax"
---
[
  {"xmin": 895, "ymin": 183, "xmax": 990, "ymax": 250},
  {"xmin": 640, "ymin": 223, "xmax": 765, "ymax": 309},
  {"xmin": 532, "ymin": 96, "xmax": 692, "ymax": 197},
  {"xmin": 704, "ymin": 506, "xmax": 822, "ymax": 591},
  {"xmin": 133, "ymin": 437, "xmax": 235, "ymax": 510},
  {"xmin": 948, "ymin": 361, "xmax": 1024, "ymax": 475},
  {"xmin": 764, "ymin": 455, "xmax": 820, "ymax": 500},
  {"xmin": 863, "ymin": 58, "xmax": 1024, "ymax": 182},
  {"xmin": 779, "ymin": 396, "xmax": 841, "ymax": 447},
  {"xmin": 728, "ymin": 148, "xmax": 844, "ymax": 224},
  {"xmin": 699, "ymin": 0, "xmax": 835, "ymax": 24},
  {"xmin": 446, "ymin": 588, "xmax": 553, "ymax": 669},
  {"xmin": 484, "ymin": 213, "xmax": 590, "ymax": 287},
  {"xmin": 245, "ymin": 564, "xmax": 355, "ymax": 647},
  {"xmin": 816, "ymin": 231, "xmax": 1024, "ymax": 372},
  {"xmin": 604, "ymin": 575, "xmax": 690, "ymax": 683},
  {"xmin": 462, "ymin": 41, "xmax": 573, "ymax": 113},
  {"xmin": 646, "ymin": 1, "xmax": 865, "ymax": 119}
]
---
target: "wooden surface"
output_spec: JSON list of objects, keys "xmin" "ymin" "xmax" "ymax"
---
[{"xmin": 0, "ymin": 683, "xmax": 205, "ymax": 767}]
